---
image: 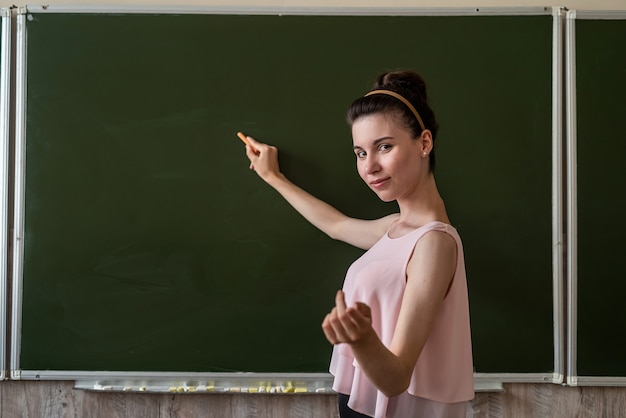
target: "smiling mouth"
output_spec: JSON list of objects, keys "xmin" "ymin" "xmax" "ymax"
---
[{"xmin": 370, "ymin": 178, "xmax": 390, "ymax": 188}]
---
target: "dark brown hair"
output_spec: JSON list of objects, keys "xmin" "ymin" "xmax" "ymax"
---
[{"xmin": 347, "ymin": 70, "xmax": 439, "ymax": 172}]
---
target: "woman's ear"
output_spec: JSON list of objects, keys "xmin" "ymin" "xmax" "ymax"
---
[{"xmin": 419, "ymin": 130, "xmax": 433, "ymax": 155}]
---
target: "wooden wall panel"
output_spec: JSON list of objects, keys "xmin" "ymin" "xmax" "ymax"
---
[{"xmin": 1, "ymin": 381, "xmax": 625, "ymax": 418}]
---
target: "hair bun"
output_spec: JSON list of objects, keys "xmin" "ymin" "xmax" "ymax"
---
[{"xmin": 375, "ymin": 70, "xmax": 428, "ymax": 100}]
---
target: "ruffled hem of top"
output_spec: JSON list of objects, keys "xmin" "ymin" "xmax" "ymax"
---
[
  {"xmin": 330, "ymin": 349, "xmax": 474, "ymax": 418},
  {"xmin": 330, "ymin": 350, "xmax": 389, "ymax": 418}
]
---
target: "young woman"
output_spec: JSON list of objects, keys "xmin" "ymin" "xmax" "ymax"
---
[{"xmin": 243, "ymin": 70, "xmax": 474, "ymax": 418}]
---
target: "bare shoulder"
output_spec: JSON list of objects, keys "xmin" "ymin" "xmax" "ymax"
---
[
  {"xmin": 417, "ymin": 229, "xmax": 457, "ymax": 252},
  {"xmin": 401, "ymin": 231, "xmax": 458, "ymax": 309},
  {"xmin": 409, "ymin": 230, "xmax": 458, "ymax": 275}
]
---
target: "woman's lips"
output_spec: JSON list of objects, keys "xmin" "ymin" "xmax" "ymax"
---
[{"xmin": 370, "ymin": 177, "xmax": 390, "ymax": 188}]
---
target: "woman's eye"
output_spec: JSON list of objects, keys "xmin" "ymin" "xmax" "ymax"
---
[
  {"xmin": 379, "ymin": 144, "xmax": 392, "ymax": 152},
  {"xmin": 355, "ymin": 150, "xmax": 366, "ymax": 158}
]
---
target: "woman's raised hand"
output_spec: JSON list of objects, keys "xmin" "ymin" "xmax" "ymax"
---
[{"xmin": 243, "ymin": 135, "xmax": 282, "ymax": 183}]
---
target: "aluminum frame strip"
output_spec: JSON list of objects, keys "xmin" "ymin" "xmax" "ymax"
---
[
  {"xmin": 23, "ymin": 5, "xmax": 554, "ymax": 16},
  {"xmin": 551, "ymin": 6, "xmax": 566, "ymax": 385},
  {"xmin": 0, "ymin": 8, "xmax": 12, "ymax": 380},
  {"xmin": 10, "ymin": 10, "xmax": 27, "ymax": 380},
  {"xmin": 565, "ymin": 9, "xmax": 578, "ymax": 387},
  {"xmin": 569, "ymin": 10, "xmax": 626, "ymax": 20}
]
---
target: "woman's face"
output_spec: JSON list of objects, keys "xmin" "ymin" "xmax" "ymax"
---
[{"xmin": 351, "ymin": 113, "xmax": 429, "ymax": 203}]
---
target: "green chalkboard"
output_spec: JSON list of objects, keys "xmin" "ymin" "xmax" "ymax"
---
[
  {"xmin": 575, "ymin": 17, "xmax": 626, "ymax": 377},
  {"xmin": 18, "ymin": 11, "xmax": 554, "ymax": 375}
]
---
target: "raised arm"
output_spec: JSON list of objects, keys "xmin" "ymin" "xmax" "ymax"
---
[{"xmin": 243, "ymin": 135, "xmax": 397, "ymax": 250}]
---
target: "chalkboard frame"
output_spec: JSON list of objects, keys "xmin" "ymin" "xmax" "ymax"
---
[
  {"xmin": 565, "ymin": 10, "xmax": 626, "ymax": 387},
  {"xmin": 9, "ymin": 5, "xmax": 564, "ymax": 391},
  {"xmin": 0, "ymin": 8, "xmax": 11, "ymax": 381}
]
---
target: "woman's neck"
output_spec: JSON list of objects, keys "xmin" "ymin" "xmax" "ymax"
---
[{"xmin": 395, "ymin": 174, "xmax": 450, "ymax": 229}]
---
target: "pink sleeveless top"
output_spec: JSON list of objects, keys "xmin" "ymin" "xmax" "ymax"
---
[{"xmin": 329, "ymin": 221, "xmax": 474, "ymax": 418}]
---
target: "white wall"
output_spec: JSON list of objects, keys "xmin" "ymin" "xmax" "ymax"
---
[{"xmin": 0, "ymin": 0, "xmax": 624, "ymax": 11}]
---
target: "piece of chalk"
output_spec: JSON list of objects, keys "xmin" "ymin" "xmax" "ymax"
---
[
  {"xmin": 294, "ymin": 388, "xmax": 308, "ymax": 393},
  {"xmin": 236, "ymin": 131, "xmax": 259, "ymax": 154}
]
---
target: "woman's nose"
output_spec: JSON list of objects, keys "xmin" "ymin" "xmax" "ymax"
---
[{"xmin": 364, "ymin": 157, "xmax": 380, "ymax": 174}]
